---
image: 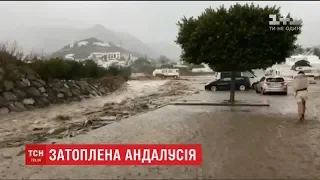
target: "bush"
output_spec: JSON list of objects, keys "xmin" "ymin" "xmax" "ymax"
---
[
  {"xmin": 30, "ymin": 58, "xmax": 131, "ymax": 81},
  {"xmin": 129, "ymin": 58, "xmax": 155, "ymax": 75},
  {"xmin": 0, "ymin": 44, "xmax": 131, "ymax": 81}
]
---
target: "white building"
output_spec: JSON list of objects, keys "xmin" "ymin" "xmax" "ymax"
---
[
  {"xmin": 105, "ymin": 52, "xmax": 120, "ymax": 60},
  {"xmin": 87, "ymin": 52, "xmax": 121, "ymax": 61},
  {"xmin": 122, "ymin": 54, "xmax": 132, "ymax": 60},
  {"xmin": 64, "ymin": 54, "xmax": 75, "ymax": 60}
]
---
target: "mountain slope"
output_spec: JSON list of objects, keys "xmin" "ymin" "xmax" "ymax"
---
[
  {"xmin": 0, "ymin": 24, "xmax": 162, "ymax": 59},
  {"xmin": 115, "ymin": 31, "xmax": 160, "ymax": 58}
]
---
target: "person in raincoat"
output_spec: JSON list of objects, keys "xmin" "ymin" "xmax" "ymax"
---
[{"xmin": 292, "ymin": 71, "xmax": 309, "ymax": 122}]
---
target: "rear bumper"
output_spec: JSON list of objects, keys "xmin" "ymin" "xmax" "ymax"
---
[{"xmin": 263, "ymin": 87, "xmax": 287, "ymax": 92}]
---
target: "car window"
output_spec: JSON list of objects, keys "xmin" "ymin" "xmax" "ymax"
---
[
  {"xmin": 221, "ymin": 77, "xmax": 232, "ymax": 81},
  {"xmin": 235, "ymin": 77, "xmax": 244, "ymax": 80},
  {"xmin": 266, "ymin": 78, "xmax": 284, "ymax": 82},
  {"xmin": 243, "ymin": 71, "xmax": 255, "ymax": 78},
  {"xmin": 221, "ymin": 72, "xmax": 241, "ymax": 78}
]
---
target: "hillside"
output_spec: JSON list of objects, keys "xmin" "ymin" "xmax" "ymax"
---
[
  {"xmin": 0, "ymin": 25, "xmax": 162, "ymax": 59},
  {"xmin": 51, "ymin": 37, "xmax": 134, "ymax": 60}
]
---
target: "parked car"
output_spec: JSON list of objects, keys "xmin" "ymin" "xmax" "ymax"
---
[
  {"xmin": 152, "ymin": 68, "xmax": 180, "ymax": 78},
  {"xmin": 205, "ymin": 76, "xmax": 251, "ymax": 91},
  {"xmin": 213, "ymin": 71, "xmax": 261, "ymax": 89},
  {"xmin": 255, "ymin": 76, "xmax": 287, "ymax": 95}
]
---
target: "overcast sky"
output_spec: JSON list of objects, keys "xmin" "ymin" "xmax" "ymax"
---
[{"xmin": 0, "ymin": 1, "xmax": 319, "ymax": 47}]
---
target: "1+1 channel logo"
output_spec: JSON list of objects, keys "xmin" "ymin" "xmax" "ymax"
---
[{"xmin": 269, "ymin": 14, "xmax": 302, "ymax": 31}]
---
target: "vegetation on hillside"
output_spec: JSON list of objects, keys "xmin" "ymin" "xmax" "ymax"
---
[
  {"xmin": 0, "ymin": 43, "xmax": 131, "ymax": 81},
  {"xmin": 30, "ymin": 58, "xmax": 131, "ymax": 81},
  {"xmin": 130, "ymin": 57, "xmax": 155, "ymax": 74}
]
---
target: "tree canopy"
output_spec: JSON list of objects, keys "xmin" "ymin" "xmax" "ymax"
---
[
  {"xmin": 175, "ymin": 3, "xmax": 302, "ymax": 102},
  {"xmin": 176, "ymin": 3, "xmax": 302, "ymax": 72},
  {"xmin": 313, "ymin": 48, "xmax": 320, "ymax": 58},
  {"xmin": 158, "ymin": 55, "xmax": 171, "ymax": 64},
  {"xmin": 130, "ymin": 58, "xmax": 155, "ymax": 74}
]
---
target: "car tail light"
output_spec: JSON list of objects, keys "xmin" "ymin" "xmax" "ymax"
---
[
  {"xmin": 282, "ymin": 82, "xmax": 287, "ymax": 86},
  {"xmin": 264, "ymin": 82, "xmax": 270, "ymax": 86}
]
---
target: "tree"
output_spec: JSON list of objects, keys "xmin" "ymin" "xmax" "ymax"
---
[
  {"xmin": 160, "ymin": 64, "xmax": 173, "ymax": 68},
  {"xmin": 133, "ymin": 58, "xmax": 151, "ymax": 67},
  {"xmin": 130, "ymin": 58, "xmax": 154, "ymax": 74},
  {"xmin": 314, "ymin": 48, "xmax": 320, "ymax": 58},
  {"xmin": 290, "ymin": 44, "xmax": 304, "ymax": 55},
  {"xmin": 176, "ymin": 3, "xmax": 302, "ymax": 103},
  {"xmin": 158, "ymin": 55, "xmax": 170, "ymax": 64}
]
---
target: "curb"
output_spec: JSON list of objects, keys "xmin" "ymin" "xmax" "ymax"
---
[{"xmin": 168, "ymin": 102, "xmax": 270, "ymax": 107}]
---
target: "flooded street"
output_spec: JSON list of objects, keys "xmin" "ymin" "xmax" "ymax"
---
[
  {"xmin": 1, "ymin": 75, "xmax": 320, "ymax": 179},
  {"xmin": 0, "ymin": 79, "xmax": 199, "ymax": 148}
]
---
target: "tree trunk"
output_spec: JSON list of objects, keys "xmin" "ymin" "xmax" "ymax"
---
[{"xmin": 229, "ymin": 71, "xmax": 236, "ymax": 103}]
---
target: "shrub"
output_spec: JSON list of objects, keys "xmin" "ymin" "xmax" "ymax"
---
[
  {"xmin": 30, "ymin": 58, "xmax": 131, "ymax": 81},
  {"xmin": 0, "ymin": 43, "xmax": 131, "ymax": 81}
]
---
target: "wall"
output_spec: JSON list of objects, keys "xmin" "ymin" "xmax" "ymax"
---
[{"xmin": 0, "ymin": 63, "xmax": 125, "ymax": 115}]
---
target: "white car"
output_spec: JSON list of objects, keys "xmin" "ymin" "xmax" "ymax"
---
[{"xmin": 152, "ymin": 68, "xmax": 180, "ymax": 78}]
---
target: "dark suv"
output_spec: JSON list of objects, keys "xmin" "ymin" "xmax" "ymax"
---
[{"xmin": 205, "ymin": 76, "xmax": 251, "ymax": 91}]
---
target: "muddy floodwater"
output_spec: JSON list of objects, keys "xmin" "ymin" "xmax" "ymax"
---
[
  {"xmin": 0, "ymin": 78, "xmax": 200, "ymax": 149},
  {"xmin": 2, "ymin": 75, "xmax": 320, "ymax": 179}
]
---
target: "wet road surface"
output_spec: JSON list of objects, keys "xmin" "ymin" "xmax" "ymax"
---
[{"xmin": 1, "ymin": 76, "xmax": 320, "ymax": 179}]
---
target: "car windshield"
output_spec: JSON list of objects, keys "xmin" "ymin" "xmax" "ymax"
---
[
  {"xmin": 243, "ymin": 71, "xmax": 256, "ymax": 78},
  {"xmin": 266, "ymin": 77, "xmax": 284, "ymax": 82}
]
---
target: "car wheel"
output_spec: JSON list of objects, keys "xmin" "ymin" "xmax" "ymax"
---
[
  {"xmin": 252, "ymin": 83, "xmax": 257, "ymax": 90},
  {"xmin": 239, "ymin": 85, "xmax": 246, "ymax": 91},
  {"xmin": 255, "ymin": 86, "xmax": 259, "ymax": 93},
  {"xmin": 261, "ymin": 88, "xmax": 265, "ymax": 95},
  {"xmin": 211, "ymin": 86, "xmax": 217, "ymax": 92}
]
